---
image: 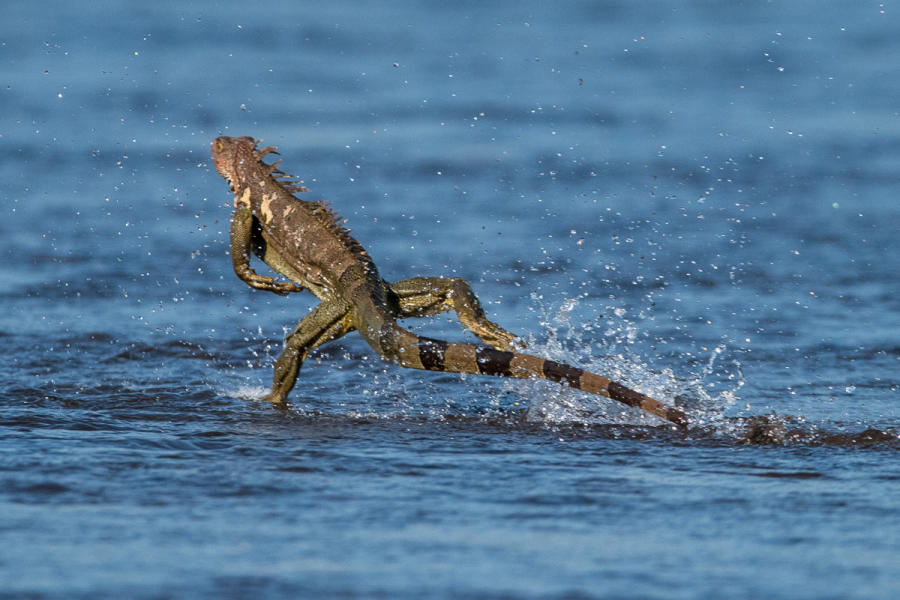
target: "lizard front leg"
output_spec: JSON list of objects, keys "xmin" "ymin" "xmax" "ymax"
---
[{"xmin": 230, "ymin": 205, "xmax": 303, "ymax": 295}]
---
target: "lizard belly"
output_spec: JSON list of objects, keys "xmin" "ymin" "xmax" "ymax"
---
[{"xmin": 258, "ymin": 233, "xmax": 332, "ymax": 299}]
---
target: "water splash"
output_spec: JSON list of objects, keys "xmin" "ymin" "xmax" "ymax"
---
[
  {"xmin": 516, "ymin": 294, "xmax": 745, "ymax": 427},
  {"xmin": 223, "ymin": 385, "xmax": 270, "ymax": 402}
]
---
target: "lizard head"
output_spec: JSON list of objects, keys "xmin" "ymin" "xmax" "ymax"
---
[
  {"xmin": 211, "ymin": 136, "xmax": 310, "ymax": 195},
  {"xmin": 211, "ymin": 136, "xmax": 258, "ymax": 193}
]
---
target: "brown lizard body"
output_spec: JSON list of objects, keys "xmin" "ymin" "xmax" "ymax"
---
[{"xmin": 210, "ymin": 136, "xmax": 688, "ymax": 427}]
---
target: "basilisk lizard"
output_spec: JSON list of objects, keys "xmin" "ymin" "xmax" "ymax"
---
[{"xmin": 211, "ymin": 136, "xmax": 688, "ymax": 427}]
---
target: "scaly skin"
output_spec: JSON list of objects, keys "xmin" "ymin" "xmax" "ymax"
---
[{"xmin": 210, "ymin": 136, "xmax": 688, "ymax": 427}]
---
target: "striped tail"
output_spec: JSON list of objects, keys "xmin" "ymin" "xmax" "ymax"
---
[{"xmin": 382, "ymin": 327, "xmax": 688, "ymax": 428}]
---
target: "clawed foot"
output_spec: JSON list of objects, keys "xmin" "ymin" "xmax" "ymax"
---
[
  {"xmin": 261, "ymin": 392, "xmax": 288, "ymax": 404},
  {"xmin": 254, "ymin": 278, "xmax": 303, "ymax": 296},
  {"xmin": 269, "ymin": 281, "xmax": 304, "ymax": 296},
  {"xmin": 241, "ymin": 270, "xmax": 304, "ymax": 296},
  {"xmin": 486, "ymin": 328, "xmax": 524, "ymax": 352}
]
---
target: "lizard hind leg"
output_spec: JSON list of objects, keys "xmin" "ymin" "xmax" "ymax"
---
[
  {"xmin": 264, "ymin": 302, "xmax": 355, "ymax": 403},
  {"xmin": 389, "ymin": 277, "xmax": 520, "ymax": 351}
]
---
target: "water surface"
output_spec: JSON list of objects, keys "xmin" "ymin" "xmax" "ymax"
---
[{"xmin": 2, "ymin": 1, "xmax": 898, "ymax": 598}]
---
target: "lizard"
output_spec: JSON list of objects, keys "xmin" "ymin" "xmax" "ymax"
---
[{"xmin": 210, "ymin": 136, "xmax": 688, "ymax": 427}]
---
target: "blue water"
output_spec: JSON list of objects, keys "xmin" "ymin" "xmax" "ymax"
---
[{"xmin": 2, "ymin": 1, "xmax": 899, "ymax": 598}]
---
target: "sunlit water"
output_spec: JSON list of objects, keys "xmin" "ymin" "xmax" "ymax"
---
[{"xmin": 2, "ymin": 1, "xmax": 898, "ymax": 598}]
